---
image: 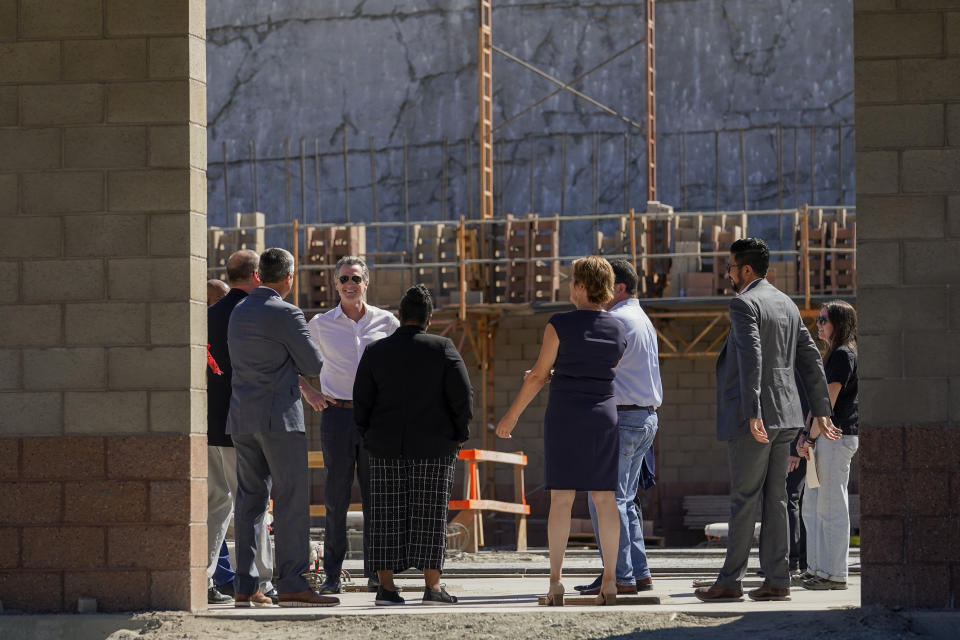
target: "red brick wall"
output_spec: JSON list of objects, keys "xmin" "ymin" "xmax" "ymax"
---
[
  {"xmin": 0, "ymin": 435, "xmax": 207, "ymax": 612},
  {"xmin": 860, "ymin": 425, "xmax": 960, "ymax": 607}
]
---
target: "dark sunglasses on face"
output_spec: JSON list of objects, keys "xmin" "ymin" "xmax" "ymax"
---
[
  {"xmin": 338, "ymin": 275, "xmax": 363, "ymax": 285},
  {"xmin": 816, "ymin": 315, "xmax": 828, "ymax": 325}
]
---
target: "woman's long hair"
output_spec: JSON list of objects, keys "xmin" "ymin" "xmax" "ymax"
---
[{"xmin": 821, "ymin": 300, "xmax": 857, "ymax": 360}]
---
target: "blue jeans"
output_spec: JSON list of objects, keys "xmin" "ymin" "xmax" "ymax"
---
[{"xmin": 588, "ymin": 409, "xmax": 658, "ymax": 583}]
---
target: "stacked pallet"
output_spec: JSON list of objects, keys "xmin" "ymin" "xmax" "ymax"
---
[
  {"xmin": 207, "ymin": 212, "xmax": 266, "ymax": 278},
  {"xmin": 490, "ymin": 214, "xmax": 560, "ymax": 303},
  {"xmin": 797, "ymin": 208, "xmax": 856, "ymax": 295},
  {"xmin": 301, "ymin": 225, "xmax": 366, "ymax": 309}
]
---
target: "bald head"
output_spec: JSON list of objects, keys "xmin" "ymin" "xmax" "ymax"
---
[
  {"xmin": 226, "ymin": 250, "xmax": 260, "ymax": 290},
  {"xmin": 207, "ymin": 279, "xmax": 230, "ymax": 306}
]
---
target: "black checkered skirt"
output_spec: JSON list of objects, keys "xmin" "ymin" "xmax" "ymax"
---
[{"xmin": 368, "ymin": 454, "xmax": 457, "ymax": 572}]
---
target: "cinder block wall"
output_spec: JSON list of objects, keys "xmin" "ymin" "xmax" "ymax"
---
[
  {"xmin": 0, "ymin": 1, "xmax": 208, "ymax": 612},
  {"xmin": 854, "ymin": 0, "xmax": 960, "ymax": 608}
]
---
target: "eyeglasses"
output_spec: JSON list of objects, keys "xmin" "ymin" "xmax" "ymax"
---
[
  {"xmin": 816, "ymin": 315, "xmax": 828, "ymax": 325},
  {"xmin": 726, "ymin": 262, "xmax": 740, "ymax": 273},
  {"xmin": 338, "ymin": 275, "xmax": 364, "ymax": 285}
]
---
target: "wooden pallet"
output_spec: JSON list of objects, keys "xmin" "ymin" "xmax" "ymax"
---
[
  {"xmin": 301, "ymin": 225, "xmax": 366, "ymax": 309},
  {"xmin": 537, "ymin": 594, "xmax": 663, "ymax": 606}
]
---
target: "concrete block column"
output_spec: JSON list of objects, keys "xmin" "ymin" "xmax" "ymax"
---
[
  {"xmin": 854, "ymin": 0, "xmax": 960, "ymax": 608},
  {"xmin": 0, "ymin": 0, "xmax": 207, "ymax": 611}
]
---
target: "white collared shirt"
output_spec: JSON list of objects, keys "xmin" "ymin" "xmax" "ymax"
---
[
  {"xmin": 609, "ymin": 297, "xmax": 663, "ymax": 408},
  {"xmin": 306, "ymin": 302, "xmax": 400, "ymax": 400}
]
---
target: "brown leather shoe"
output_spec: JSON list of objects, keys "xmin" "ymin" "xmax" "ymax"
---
[
  {"xmin": 636, "ymin": 577, "xmax": 653, "ymax": 592},
  {"xmin": 278, "ymin": 589, "xmax": 340, "ymax": 607},
  {"xmin": 579, "ymin": 583, "xmax": 638, "ymax": 595},
  {"xmin": 694, "ymin": 583, "xmax": 744, "ymax": 602},
  {"xmin": 234, "ymin": 590, "xmax": 276, "ymax": 608},
  {"xmin": 748, "ymin": 582, "xmax": 791, "ymax": 601}
]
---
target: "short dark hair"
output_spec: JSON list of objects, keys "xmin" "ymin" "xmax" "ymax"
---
[
  {"xmin": 399, "ymin": 284, "xmax": 433, "ymax": 327},
  {"xmin": 608, "ymin": 258, "xmax": 638, "ymax": 296},
  {"xmin": 226, "ymin": 249, "xmax": 259, "ymax": 284},
  {"xmin": 730, "ymin": 237, "xmax": 770, "ymax": 278},
  {"xmin": 335, "ymin": 255, "xmax": 369, "ymax": 282},
  {"xmin": 258, "ymin": 248, "xmax": 294, "ymax": 283}
]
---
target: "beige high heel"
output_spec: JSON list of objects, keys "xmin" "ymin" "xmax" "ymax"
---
[
  {"xmin": 594, "ymin": 584, "xmax": 617, "ymax": 606},
  {"xmin": 545, "ymin": 582, "xmax": 565, "ymax": 606}
]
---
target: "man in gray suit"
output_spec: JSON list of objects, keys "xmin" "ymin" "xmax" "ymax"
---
[
  {"xmin": 695, "ymin": 237, "xmax": 841, "ymax": 602},
  {"xmin": 227, "ymin": 248, "xmax": 338, "ymax": 608}
]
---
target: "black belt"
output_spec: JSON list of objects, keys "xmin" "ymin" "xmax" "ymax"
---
[
  {"xmin": 331, "ymin": 399, "xmax": 354, "ymax": 409},
  {"xmin": 616, "ymin": 404, "xmax": 655, "ymax": 412}
]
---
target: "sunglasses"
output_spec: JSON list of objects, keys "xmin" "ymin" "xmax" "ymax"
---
[
  {"xmin": 816, "ymin": 315, "xmax": 828, "ymax": 325},
  {"xmin": 338, "ymin": 275, "xmax": 364, "ymax": 285}
]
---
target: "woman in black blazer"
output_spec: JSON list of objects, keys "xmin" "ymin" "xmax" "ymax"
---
[{"xmin": 353, "ymin": 285, "xmax": 474, "ymax": 606}]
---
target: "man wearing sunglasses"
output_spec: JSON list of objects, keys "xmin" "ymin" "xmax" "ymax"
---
[
  {"xmin": 304, "ymin": 256, "xmax": 400, "ymax": 594},
  {"xmin": 695, "ymin": 237, "xmax": 841, "ymax": 604}
]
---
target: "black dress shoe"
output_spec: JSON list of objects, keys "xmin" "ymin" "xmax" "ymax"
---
[
  {"xmin": 208, "ymin": 586, "xmax": 234, "ymax": 605},
  {"xmin": 317, "ymin": 579, "xmax": 342, "ymax": 594},
  {"xmin": 574, "ymin": 575, "xmax": 602, "ymax": 593},
  {"xmin": 217, "ymin": 580, "xmax": 235, "ymax": 597}
]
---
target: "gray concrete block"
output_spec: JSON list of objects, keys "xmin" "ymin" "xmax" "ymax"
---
[
  {"xmin": 64, "ymin": 215, "xmax": 148, "ymax": 258},
  {"xmin": 65, "ymin": 302, "xmax": 148, "ymax": 345},
  {"xmin": 20, "ymin": 0, "xmax": 102, "ymax": 38},
  {"xmin": 65, "ymin": 390, "xmax": 148, "ymax": 434},
  {"xmin": 23, "ymin": 348, "xmax": 106, "ymax": 390},
  {"xmin": 149, "ymin": 389, "xmax": 204, "ymax": 434},
  {"xmin": 0, "ymin": 128, "xmax": 61, "ymax": 171},
  {"xmin": 855, "ymin": 151, "xmax": 898, "ymax": 195},
  {"xmin": 856, "ymin": 241, "xmax": 900, "ymax": 286},
  {"xmin": 0, "ymin": 304, "xmax": 62, "ymax": 346},
  {"xmin": 22, "ymin": 171, "xmax": 104, "ymax": 214},
  {"xmin": 0, "ymin": 261, "xmax": 21, "ymax": 302},
  {"xmin": 21, "ymin": 84, "xmax": 104, "ymax": 126},
  {"xmin": 856, "ymin": 104, "xmax": 944, "ymax": 149},
  {"xmin": 0, "ymin": 349, "xmax": 20, "ymax": 390},
  {"xmin": 854, "ymin": 60, "xmax": 898, "ymax": 104},
  {"xmin": 861, "ymin": 377, "xmax": 949, "ymax": 427},
  {"xmin": 903, "ymin": 240, "xmax": 960, "ymax": 285},
  {"xmin": 901, "ymin": 58, "xmax": 960, "ymax": 101},
  {"xmin": 857, "ymin": 286, "xmax": 951, "ymax": 333},
  {"xmin": 857, "ymin": 196, "xmax": 945, "ymax": 240},
  {"xmin": 903, "ymin": 150, "xmax": 960, "ymax": 193},
  {"xmin": 903, "ymin": 332, "xmax": 960, "ymax": 377},
  {"xmin": 0, "ymin": 391, "xmax": 63, "ymax": 435},
  {"xmin": 0, "ymin": 86, "xmax": 16, "ymax": 126},
  {"xmin": 64, "ymin": 126, "xmax": 147, "ymax": 169},
  {"xmin": 22, "ymin": 259, "xmax": 105, "ymax": 302},
  {"xmin": 63, "ymin": 39, "xmax": 147, "ymax": 81},
  {"xmin": 858, "ymin": 333, "xmax": 903, "ymax": 379},
  {"xmin": 950, "ymin": 196, "xmax": 960, "ymax": 238},
  {"xmin": 855, "ymin": 12, "xmax": 942, "ymax": 58},
  {"xmin": 107, "ymin": 346, "xmax": 193, "ymax": 389}
]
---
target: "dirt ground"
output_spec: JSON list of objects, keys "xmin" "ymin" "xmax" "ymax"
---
[{"xmin": 105, "ymin": 606, "xmax": 922, "ymax": 640}]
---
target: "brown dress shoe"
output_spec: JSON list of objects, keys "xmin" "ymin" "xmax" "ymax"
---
[
  {"xmin": 636, "ymin": 577, "xmax": 653, "ymax": 592},
  {"xmin": 694, "ymin": 583, "xmax": 744, "ymax": 602},
  {"xmin": 234, "ymin": 590, "xmax": 276, "ymax": 608},
  {"xmin": 278, "ymin": 589, "xmax": 340, "ymax": 607},
  {"xmin": 748, "ymin": 582, "xmax": 791, "ymax": 601}
]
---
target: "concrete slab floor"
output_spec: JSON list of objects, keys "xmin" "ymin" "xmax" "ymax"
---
[{"xmin": 200, "ymin": 576, "xmax": 862, "ymax": 618}]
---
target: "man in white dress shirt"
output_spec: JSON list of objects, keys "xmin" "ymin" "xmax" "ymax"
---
[{"xmin": 303, "ymin": 256, "xmax": 400, "ymax": 593}]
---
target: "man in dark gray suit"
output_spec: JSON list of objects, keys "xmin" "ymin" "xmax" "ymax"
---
[
  {"xmin": 227, "ymin": 248, "xmax": 338, "ymax": 608},
  {"xmin": 695, "ymin": 238, "xmax": 841, "ymax": 602}
]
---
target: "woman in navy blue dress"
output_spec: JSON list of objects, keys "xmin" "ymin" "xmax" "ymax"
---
[{"xmin": 496, "ymin": 256, "xmax": 627, "ymax": 606}]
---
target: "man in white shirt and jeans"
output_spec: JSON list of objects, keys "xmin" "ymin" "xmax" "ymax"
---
[
  {"xmin": 303, "ymin": 256, "xmax": 400, "ymax": 593},
  {"xmin": 577, "ymin": 258, "xmax": 663, "ymax": 596}
]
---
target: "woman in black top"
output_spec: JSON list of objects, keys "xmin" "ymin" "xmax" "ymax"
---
[
  {"xmin": 353, "ymin": 285, "xmax": 474, "ymax": 606},
  {"xmin": 797, "ymin": 300, "xmax": 858, "ymax": 590}
]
